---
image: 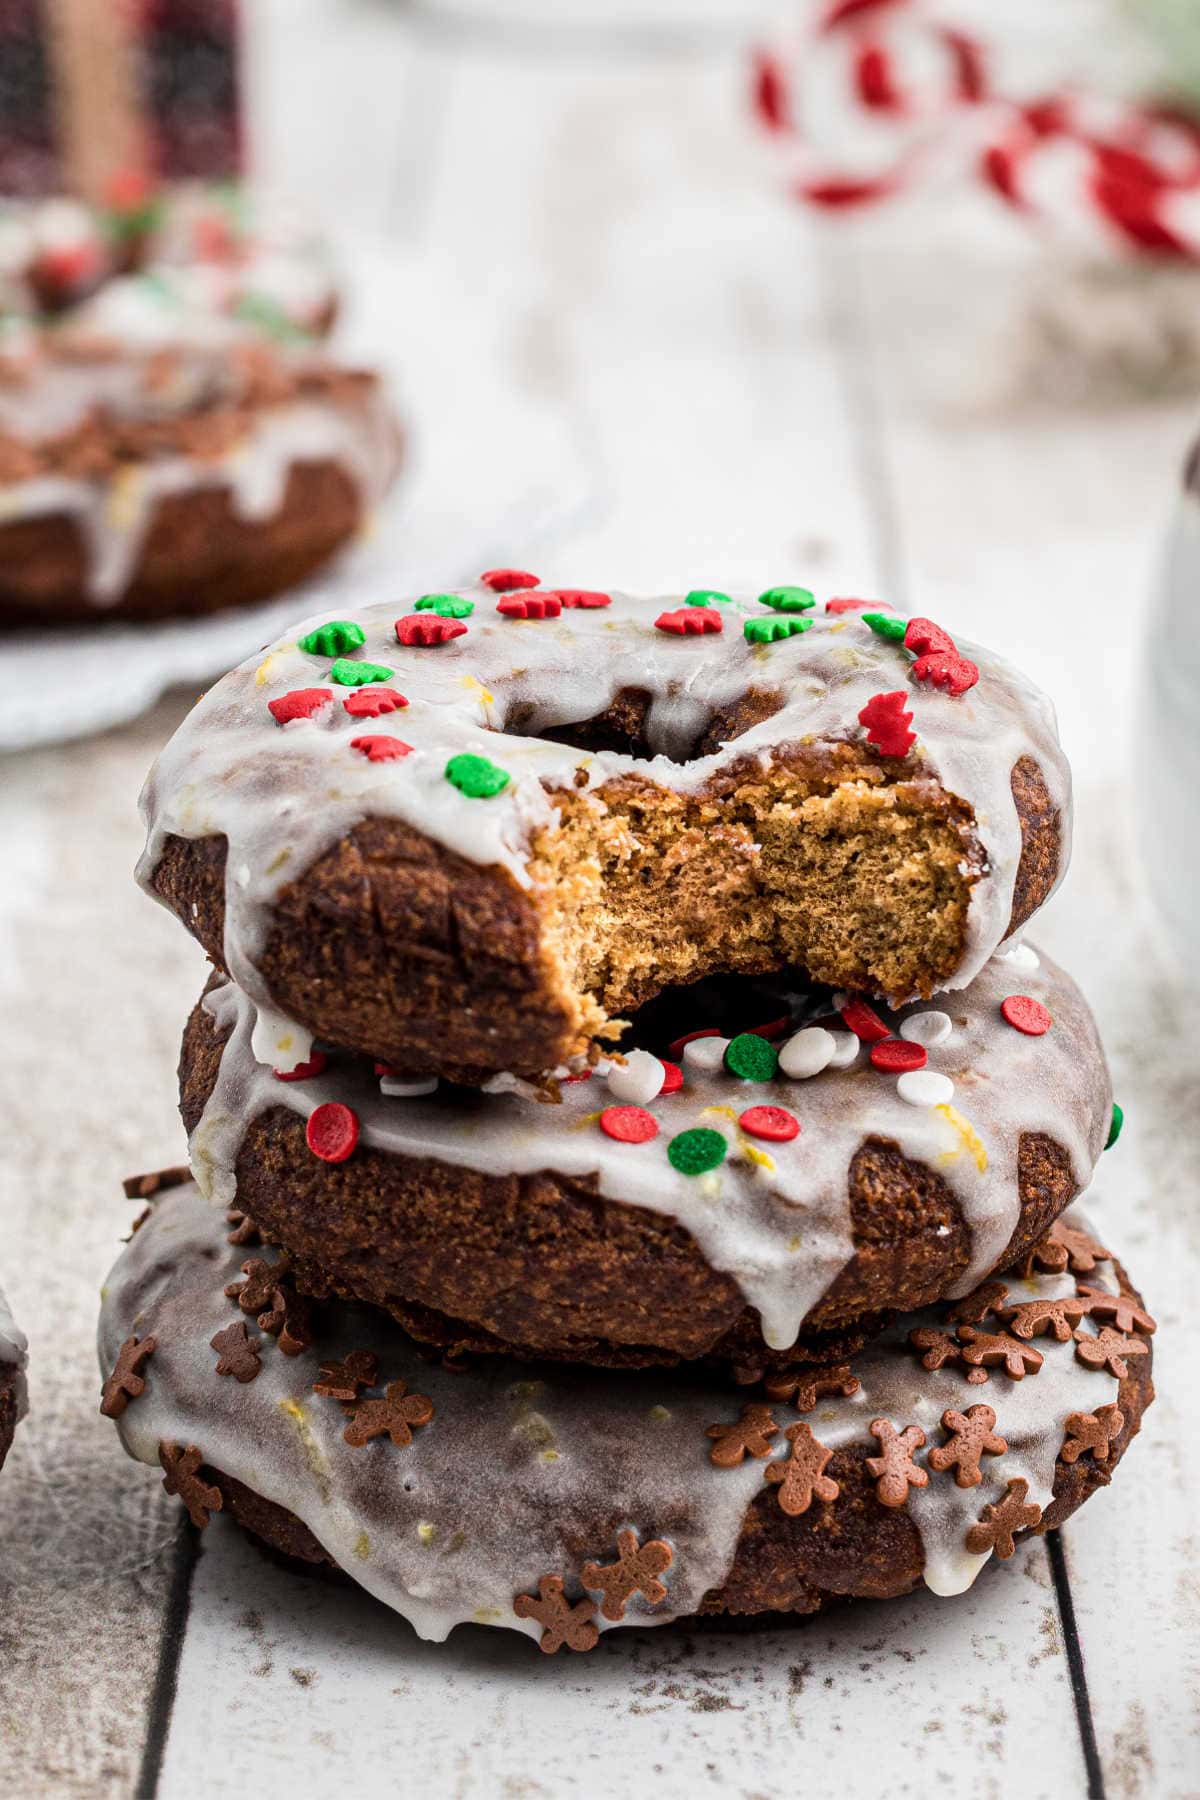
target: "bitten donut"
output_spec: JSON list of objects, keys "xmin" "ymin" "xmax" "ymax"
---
[
  {"xmin": 179, "ymin": 945, "xmax": 1113, "ymax": 1371},
  {"xmin": 140, "ymin": 581, "xmax": 1070, "ymax": 1083},
  {"xmin": 0, "ymin": 1282, "xmax": 28, "ymax": 1473},
  {"xmin": 99, "ymin": 1186, "xmax": 1154, "ymax": 1647},
  {"xmin": 0, "ymin": 187, "xmax": 399, "ymax": 624}
]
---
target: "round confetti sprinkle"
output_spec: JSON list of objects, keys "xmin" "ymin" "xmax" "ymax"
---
[
  {"xmin": 682, "ymin": 1035, "xmax": 731, "ymax": 1075},
  {"xmin": 444, "ymin": 752, "xmax": 511, "ymax": 798},
  {"xmin": 267, "ymin": 688, "xmax": 332, "ymax": 725},
  {"xmin": 668, "ymin": 1127, "xmax": 727, "ymax": 1175},
  {"xmin": 1106, "ymin": 1102, "xmax": 1124, "ymax": 1149},
  {"xmin": 497, "ymin": 592, "xmax": 562, "ymax": 619},
  {"xmin": 724, "ymin": 1033, "xmax": 779, "ymax": 1081},
  {"xmin": 655, "ymin": 606, "xmax": 723, "ymax": 636},
  {"xmin": 273, "ymin": 1051, "xmax": 327, "ymax": 1082},
  {"xmin": 600, "ymin": 1105, "xmax": 659, "ymax": 1144},
  {"xmin": 1000, "ymin": 995, "xmax": 1052, "ymax": 1036},
  {"xmin": 744, "ymin": 616, "xmax": 811, "ymax": 645},
  {"xmin": 899, "ymin": 1009, "xmax": 952, "ymax": 1048},
  {"xmin": 739, "ymin": 1105, "xmax": 800, "ymax": 1143},
  {"xmin": 862, "ymin": 612, "xmax": 906, "ymax": 641},
  {"xmin": 840, "ymin": 998, "xmax": 891, "ymax": 1042},
  {"xmin": 380, "ymin": 1074, "xmax": 439, "ymax": 1098},
  {"xmin": 306, "ymin": 1102, "xmax": 359, "ymax": 1163},
  {"xmin": 826, "ymin": 1031, "xmax": 861, "ymax": 1069},
  {"xmin": 659, "ymin": 1059, "xmax": 683, "ymax": 1094},
  {"xmin": 549, "ymin": 588, "xmax": 611, "ymax": 609},
  {"xmin": 686, "ymin": 589, "xmax": 732, "ymax": 607},
  {"xmin": 396, "ymin": 614, "xmax": 468, "ymax": 647},
  {"xmin": 778, "ymin": 1027, "xmax": 835, "ymax": 1079},
  {"xmin": 999, "ymin": 942, "xmax": 1041, "ymax": 973},
  {"xmin": 298, "ymin": 620, "xmax": 365, "ymax": 657},
  {"xmin": 350, "ymin": 735, "xmax": 413, "ymax": 762},
  {"xmin": 343, "ymin": 686, "xmax": 408, "ymax": 718},
  {"xmin": 758, "ymin": 586, "xmax": 815, "ymax": 613},
  {"xmin": 415, "ymin": 593, "xmax": 474, "ymax": 618},
  {"xmin": 330, "ymin": 658, "xmax": 394, "ymax": 687},
  {"xmin": 606, "ymin": 1049, "xmax": 666, "ymax": 1106},
  {"xmin": 481, "ymin": 568, "xmax": 539, "ymax": 592},
  {"xmin": 897, "ymin": 1070, "xmax": 955, "ymax": 1107},
  {"xmin": 668, "ymin": 1027, "xmax": 720, "ymax": 1060},
  {"xmin": 870, "ymin": 1038, "xmax": 928, "ymax": 1073}
]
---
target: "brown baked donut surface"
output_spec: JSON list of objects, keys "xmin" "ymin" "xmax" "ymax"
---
[{"xmin": 0, "ymin": 1363, "xmax": 20, "ymax": 1474}]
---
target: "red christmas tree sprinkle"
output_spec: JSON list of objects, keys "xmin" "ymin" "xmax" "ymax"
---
[
  {"xmin": 904, "ymin": 618, "xmax": 979, "ymax": 696},
  {"xmin": 599, "ymin": 1105, "xmax": 659, "ymax": 1144},
  {"xmin": 870, "ymin": 1038, "xmax": 927, "ymax": 1073},
  {"xmin": 840, "ymin": 998, "xmax": 891, "ymax": 1042},
  {"xmin": 547, "ymin": 589, "xmax": 611, "ymax": 608},
  {"xmin": 497, "ymin": 592, "xmax": 562, "ymax": 619},
  {"xmin": 858, "ymin": 690, "xmax": 915, "ymax": 757},
  {"xmin": 268, "ymin": 688, "xmax": 332, "ymax": 725},
  {"xmin": 305, "ymin": 1102, "xmax": 360, "ymax": 1163},
  {"xmin": 350, "ymin": 735, "xmax": 413, "ymax": 762},
  {"xmin": 738, "ymin": 1105, "xmax": 800, "ymax": 1143},
  {"xmin": 396, "ymin": 614, "xmax": 468, "ymax": 648},
  {"xmin": 343, "ymin": 686, "xmax": 408, "ymax": 717},
  {"xmin": 1001, "ymin": 995, "xmax": 1052, "ymax": 1036},
  {"xmin": 481, "ymin": 568, "xmax": 539, "ymax": 592},
  {"xmin": 827, "ymin": 596, "xmax": 883, "ymax": 613},
  {"xmin": 274, "ymin": 1051, "xmax": 327, "ymax": 1083},
  {"xmin": 654, "ymin": 607, "xmax": 723, "ymax": 636}
]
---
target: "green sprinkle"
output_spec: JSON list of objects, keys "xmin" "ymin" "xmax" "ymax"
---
[
  {"xmin": 667, "ymin": 1127, "xmax": 727, "ymax": 1176},
  {"xmin": 744, "ymin": 616, "xmax": 811, "ymax": 646},
  {"xmin": 1105, "ymin": 1102, "xmax": 1124, "ymax": 1150},
  {"xmin": 445, "ymin": 752, "xmax": 511, "ymax": 799},
  {"xmin": 330, "ymin": 658, "xmax": 394, "ymax": 686},
  {"xmin": 724, "ymin": 1033, "xmax": 779, "ymax": 1081},
  {"xmin": 416, "ymin": 593, "xmax": 474, "ymax": 618},
  {"xmin": 758, "ymin": 586, "xmax": 815, "ymax": 613},
  {"xmin": 863, "ymin": 612, "xmax": 906, "ymax": 642},
  {"xmin": 230, "ymin": 292, "xmax": 307, "ymax": 341},
  {"xmin": 686, "ymin": 589, "xmax": 732, "ymax": 607},
  {"xmin": 299, "ymin": 620, "xmax": 365, "ymax": 657}
]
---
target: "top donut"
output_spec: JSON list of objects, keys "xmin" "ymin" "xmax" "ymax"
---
[{"xmin": 138, "ymin": 577, "xmax": 1071, "ymax": 1084}]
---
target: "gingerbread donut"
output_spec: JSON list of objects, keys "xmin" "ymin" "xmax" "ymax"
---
[
  {"xmin": 99, "ymin": 1186, "xmax": 1154, "ymax": 1646},
  {"xmin": 0, "ymin": 187, "xmax": 399, "ymax": 625},
  {"xmin": 179, "ymin": 945, "xmax": 1112, "ymax": 1371},
  {"xmin": 139, "ymin": 582, "xmax": 1070, "ymax": 1084},
  {"xmin": 0, "ymin": 1282, "xmax": 28, "ymax": 1474}
]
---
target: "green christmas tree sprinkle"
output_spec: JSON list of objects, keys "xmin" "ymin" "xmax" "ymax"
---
[
  {"xmin": 758, "ymin": 586, "xmax": 815, "ymax": 613},
  {"xmin": 330, "ymin": 658, "xmax": 394, "ymax": 686},
  {"xmin": 299, "ymin": 620, "xmax": 366, "ymax": 657},
  {"xmin": 445, "ymin": 753, "xmax": 511, "ymax": 798},
  {"xmin": 415, "ymin": 594, "xmax": 475, "ymax": 618}
]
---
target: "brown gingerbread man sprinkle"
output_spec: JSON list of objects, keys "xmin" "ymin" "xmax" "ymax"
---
[
  {"xmin": 705, "ymin": 1404, "xmax": 779, "ymax": 1467},
  {"xmin": 210, "ymin": 1321, "xmax": 262, "ymax": 1383},
  {"xmin": 343, "ymin": 1380, "xmax": 434, "ymax": 1448},
  {"xmin": 100, "ymin": 1335, "xmax": 156, "ymax": 1418},
  {"xmin": 764, "ymin": 1422, "xmax": 840, "ymax": 1517},
  {"xmin": 997, "ymin": 1295, "xmax": 1091, "ymax": 1343},
  {"xmin": 865, "ymin": 1420, "xmax": 928, "ymax": 1509},
  {"xmin": 928, "ymin": 1405, "xmax": 1008, "ymax": 1488},
  {"xmin": 225, "ymin": 1256, "xmax": 289, "ymax": 1327},
  {"xmin": 225, "ymin": 1210, "xmax": 261, "ymax": 1247},
  {"xmin": 1015, "ymin": 1219, "xmax": 1112, "ymax": 1279},
  {"xmin": 1061, "ymin": 1403, "xmax": 1125, "ymax": 1465},
  {"xmin": 274, "ymin": 1289, "xmax": 313, "ymax": 1358},
  {"xmin": 957, "ymin": 1327, "xmax": 1044, "ymax": 1382},
  {"xmin": 944, "ymin": 1281, "xmax": 1009, "ymax": 1326},
  {"xmin": 159, "ymin": 1443, "xmax": 223, "ymax": 1530},
  {"xmin": 1074, "ymin": 1287, "xmax": 1157, "ymax": 1337},
  {"xmin": 314, "ymin": 1350, "xmax": 379, "ymax": 1401},
  {"xmin": 1073, "ymin": 1327, "xmax": 1150, "ymax": 1380},
  {"xmin": 965, "ymin": 1477, "xmax": 1042, "ymax": 1559},
  {"xmin": 907, "ymin": 1327, "xmax": 963, "ymax": 1373},
  {"xmin": 513, "ymin": 1576, "xmax": 599, "ymax": 1654},
  {"xmin": 122, "ymin": 1166, "xmax": 191, "ymax": 1200},
  {"xmin": 581, "ymin": 1529, "xmax": 674, "ymax": 1622},
  {"xmin": 764, "ymin": 1364, "xmax": 860, "ymax": 1409}
]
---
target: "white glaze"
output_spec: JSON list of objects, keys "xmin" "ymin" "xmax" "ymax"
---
[
  {"xmin": 136, "ymin": 588, "xmax": 1072, "ymax": 1069},
  {"xmin": 189, "ymin": 944, "xmax": 1109, "ymax": 1352},
  {"xmin": 99, "ymin": 1186, "xmax": 1130, "ymax": 1642}
]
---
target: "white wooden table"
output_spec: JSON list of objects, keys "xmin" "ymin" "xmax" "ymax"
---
[{"xmin": 1, "ymin": 4, "xmax": 1198, "ymax": 1795}]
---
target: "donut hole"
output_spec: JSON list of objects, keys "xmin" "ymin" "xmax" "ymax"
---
[
  {"xmin": 614, "ymin": 970, "xmax": 830, "ymax": 1058},
  {"xmin": 500, "ymin": 685, "xmax": 785, "ymax": 766}
]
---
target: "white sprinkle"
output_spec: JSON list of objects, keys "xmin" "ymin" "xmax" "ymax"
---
[
  {"xmin": 778, "ymin": 1027, "xmax": 835, "ymax": 1079},
  {"xmin": 682, "ymin": 1035, "xmax": 730, "ymax": 1074},
  {"xmin": 999, "ymin": 942, "xmax": 1040, "ymax": 972},
  {"xmin": 381, "ymin": 1075, "xmax": 439, "ymax": 1098},
  {"xmin": 897, "ymin": 1070, "xmax": 955, "ymax": 1107},
  {"xmin": 826, "ymin": 1031, "xmax": 860, "ymax": 1069},
  {"xmin": 899, "ymin": 1009, "xmax": 952, "ymax": 1048},
  {"xmin": 606, "ymin": 1049, "xmax": 665, "ymax": 1105}
]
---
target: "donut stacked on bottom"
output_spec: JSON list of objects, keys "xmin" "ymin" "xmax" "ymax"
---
[
  {"xmin": 0, "ymin": 1283, "xmax": 28, "ymax": 1473},
  {"xmin": 104, "ymin": 574, "xmax": 1149, "ymax": 1648}
]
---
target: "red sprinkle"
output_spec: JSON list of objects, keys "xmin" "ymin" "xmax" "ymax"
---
[
  {"xmin": 748, "ymin": 1015, "xmax": 791, "ymax": 1040},
  {"xmin": 547, "ymin": 589, "xmax": 612, "ymax": 609},
  {"xmin": 659, "ymin": 1059, "xmax": 683, "ymax": 1094},
  {"xmin": 374, "ymin": 1062, "xmax": 397, "ymax": 1077},
  {"xmin": 826, "ymin": 597, "xmax": 888, "ymax": 614},
  {"xmin": 561, "ymin": 1068, "xmax": 593, "ymax": 1084},
  {"xmin": 349, "ymin": 735, "xmax": 413, "ymax": 762},
  {"xmin": 904, "ymin": 618, "xmax": 980, "ymax": 696},
  {"xmin": 858, "ymin": 690, "xmax": 915, "ymax": 757},
  {"xmin": 481, "ymin": 568, "xmax": 539, "ymax": 592},
  {"xmin": 840, "ymin": 998, "xmax": 891, "ymax": 1042},
  {"xmin": 268, "ymin": 687, "xmax": 332, "ymax": 725},
  {"xmin": 654, "ymin": 607, "xmax": 723, "ymax": 636},
  {"xmin": 274, "ymin": 1051, "xmax": 328, "ymax": 1082},
  {"xmin": 497, "ymin": 592, "xmax": 562, "ymax": 620},
  {"xmin": 738, "ymin": 1105, "xmax": 800, "ymax": 1143},
  {"xmin": 667, "ymin": 1027, "xmax": 721, "ymax": 1060},
  {"xmin": 343, "ymin": 686, "xmax": 408, "ymax": 717},
  {"xmin": 1001, "ymin": 995, "xmax": 1052, "ymax": 1036},
  {"xmin": 305, "ymin": 1102, "xmax": 359, "ymax": 1163},
  {"xmin": 870, "ymin": 1038, "xmax": 928, "ymax": 1073},
  {"xmin": 599, "ymin": 1105, "xmax": 659, "ymax": 1144},
  {"xmin": 396, "ymin": 614, "xmax": 468, "ymax": 648}
]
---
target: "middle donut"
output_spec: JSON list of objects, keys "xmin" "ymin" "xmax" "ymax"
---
[{"xmin": 179, "ymin": 944, "xmax": 1113, "ymax": 1375}]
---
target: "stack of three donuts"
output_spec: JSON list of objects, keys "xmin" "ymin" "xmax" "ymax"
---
[{"xmin": 100, "ymin": 577, "xmax": 1155, "ymax": 1650}]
